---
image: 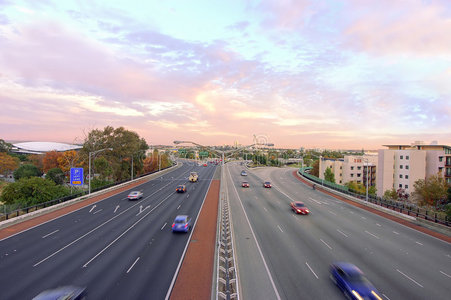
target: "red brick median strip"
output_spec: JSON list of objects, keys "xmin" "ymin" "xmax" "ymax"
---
[
  {"xmin": 0, "ymin": 178, "xmax": 150, "ymax": 240},
  {"xmin": 170, "ymin": 180, "xmax": 220, "ymax": 300},
  {"xmin": 292, "ymin": 171, "xmax": 451, "ymax": 243}
]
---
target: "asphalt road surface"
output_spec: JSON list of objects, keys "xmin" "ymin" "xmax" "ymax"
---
[
  {"xmin": 0, "ymin": 162, "xmax": 217, "ymax": 299},
  {"xmin": 226, "ymin": 163, "xmax": 451, "ymax": 300}
]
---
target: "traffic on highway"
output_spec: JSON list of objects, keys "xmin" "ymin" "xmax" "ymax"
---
[
  {"xmin": 226, "ymin": 162, "xmax": 451, "ymax": 300},
  {"xmin": 0, "ymin": 162, "xmax": 218, "ymax": 299}
]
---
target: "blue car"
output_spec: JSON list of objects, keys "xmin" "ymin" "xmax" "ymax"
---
[
  {"xmin": 330, "ymin": 262, "xmax": 382, "ymax": 300},
  {"xmin": 172, "ymin": 215, "xmax": 192, "ymax": 233}
]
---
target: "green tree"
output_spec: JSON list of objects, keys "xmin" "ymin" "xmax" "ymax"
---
[
  {"xmin": 412, "ymin": 174, "xmax": 448, "ymax": 208},
  {"xmin": 0, "ymin": 139, "xmax": 12, "ymax": 152},
  {"xmin": 81, "ymin": 126, "xmax": 149, "ymax": 182},
  {"xmin": 0, "ymin": 177, "xmax": 70, "ymax": 206},
  {"xmin": 94, "ymin": 157, "xmax": 112, "ymax": 179},
  {"xmin": 368, "ymin": 185, "xmax": 377, "ymax": 196},
  {"xmin": 46, "ymin": 168, "xmax": 65, "ymax": 185},
  {"xmin": 324, "ymin": 167, "xmax": 335, "ymax": 183},
  {"xmin": 383, "ymin": 188, "xmax": 398, "ymax": 201},
  {"xmin": 13, "ymin": 164, "xmax": 42, "ymax": 181}
]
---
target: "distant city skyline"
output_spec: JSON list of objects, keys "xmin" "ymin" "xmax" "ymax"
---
[{"xmin": 1, "ymin": 1, "xmax": 450, "ymax": 149}]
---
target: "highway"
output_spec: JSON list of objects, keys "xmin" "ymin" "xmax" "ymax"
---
[
  {"xmin": 0, "ymin": 162, "xmax": 217, "ymax": 299},
  {"xmin": 226, "ymin": 162, "xmax": 451, "ymax": 300}
]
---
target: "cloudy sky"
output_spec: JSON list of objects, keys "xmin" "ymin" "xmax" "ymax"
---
[{"xmin": 1, "ymin": 0, "xmax": 450, "ymax": 149}]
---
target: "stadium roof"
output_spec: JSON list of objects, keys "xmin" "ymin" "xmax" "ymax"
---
[{"xmin": 11, "ymin": 142, "xmax": 83, "ymax": 154}]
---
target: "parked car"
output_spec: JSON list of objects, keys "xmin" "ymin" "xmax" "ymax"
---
[
  {"xmin": 263, "ymin": 181, "xmax": 271, "ymax": 188},
  {"xmin": 33, "ymin": 286, "xmax": 87, "ymax": 300},
  {"xmin": 241, "ymin": 181, "xmax": 250, "ymax": 188},
  {"xmin": 176, "ymin": 185, "xmax": 186, "ymax": 193},
  {"xmin": 290, "ymin": 201, "xmax": 310, "ymax": 214},
  {"xmin": 127, "ymin": 191, "xmax": 143, "ymax": 200},
  {"xmin": 241, "ymin": 171, "xmax": 247, "ymax": 176},
  {"xmin": 172, "ymin": 215, "xmax": 192, "ymax": 233},
  {"xmin": 330, "ymin": 262, "xmax": 382, "ymax": 300}
]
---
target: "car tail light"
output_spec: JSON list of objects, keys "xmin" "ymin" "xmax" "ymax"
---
[
  {"xmin": 172, "ymin": 223, "xmax": 175, "ymax": 228},
  {"xmin": 185, "ymin": 223, "xmax": 189, "ymax": 228}
]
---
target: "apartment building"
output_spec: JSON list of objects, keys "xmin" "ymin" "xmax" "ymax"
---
[
  {"xmin": 319, "ymin": 155, "xmax": 377, "ymax": 187},
  {"xmin": 376, "ymin": 143, "xmax": 451, "ymax": 197}
]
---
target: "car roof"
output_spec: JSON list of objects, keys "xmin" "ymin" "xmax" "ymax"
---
[
  {"xmin": 33, "ymin": 286, "xmax": 85, "ymax": 300},
  {"xmin": 174, "ymin": 215, "xmax": 188, "ymax": 220},
  {"xmin": 293, "ymin": 201, "xmax": 305, "ymax": 205},
  {"xmin": 129, "ymin": 191, "xmax": 140, "ymax": 194},
  {"xmin": 333, "ymin": 262, "xmax": 363, "ymax": 275}
]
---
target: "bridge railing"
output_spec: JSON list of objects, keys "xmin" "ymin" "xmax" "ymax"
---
[{"xmin": 299, "ymin": 168, "xmax": 450, "ymax": 227}]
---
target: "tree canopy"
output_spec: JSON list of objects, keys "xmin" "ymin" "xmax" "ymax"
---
[
  {"xmin": 412, "ymin": 174, "xmax": 448, "ymax": 208},
  {"xmin": 324, "ymin": 167, "xmax": 335, "ymax": 183},
  {"xmin": 0, "ymin": 152, "xmax": 19, "ymax": 175},
  {"xmin": 1, "ymin": 177, "xmax": 70, "ymax": 206},
  {"xmin": 46, "ymin": 168, "xmax": 65, "ymax": 185},
  {"xmin": 13, "ymin": 164, "xmax": 43, "ymax": 181}
]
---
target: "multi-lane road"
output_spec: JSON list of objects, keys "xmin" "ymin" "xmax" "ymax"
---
[
  {"xmin": 226, "ymin": 162, "xmax": 451, "ymax": 300},
  {"xmin": 0, "ymin": 162, "xmax": 217, "ymax": 299}
]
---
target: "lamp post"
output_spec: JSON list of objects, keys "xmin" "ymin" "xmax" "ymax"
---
[
  {"xmin": 363, "ymin": 157, "xmax": 369, "ymax": 202},
  {"xmin": 89, "ymin": 148, "xmax": 113, "ymax": 194}
]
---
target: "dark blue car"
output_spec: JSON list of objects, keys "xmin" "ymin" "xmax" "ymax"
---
[
  {"xmin": 172, "ymin": 215, "xmax": 192, "ymax": 233},
  {"xmin": 330, "ymin": 262, "xmax": 382, "ymax": 300}
]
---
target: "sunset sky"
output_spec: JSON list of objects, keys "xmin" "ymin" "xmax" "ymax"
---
[{"xmin": 1, "ymin": 0, "xmax": 450, "ymax": 149}]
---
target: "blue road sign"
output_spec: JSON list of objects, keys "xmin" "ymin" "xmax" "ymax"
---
[{"xmin": 70, "ymin": 168, "xmax": 84, "ymax": 186}]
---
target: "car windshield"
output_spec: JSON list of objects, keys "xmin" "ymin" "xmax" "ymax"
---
[
  {"xmin": 347, "ymin": 273, "xmax": 369, "ymax": 284},
  {"xmin": 265, "ymin": 182, "xmax": 270, "ymax": 184},
  {"xmin": 177, "ymin": 185, "xmax": 183, "ymax": 188},
  {"xmin": 295, "ymin": 203, "xmax": 305, "ymax": 207},
  {"xmin": 243, "ymin": 182, "xmax": 248, "ymax": 184},
  {"xmin": 175, "ymin": 219, "xmax": 186, "ymax": 224},
  {"xmin": 130, "ymin": 192, "xmax": 138, "ymax": 195}
]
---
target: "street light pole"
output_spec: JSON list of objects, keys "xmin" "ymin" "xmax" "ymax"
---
[{"xmin": 89, "ymin": 147, "xmax": 113, "ymax": 194}]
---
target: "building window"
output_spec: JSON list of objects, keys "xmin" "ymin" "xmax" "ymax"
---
[
  {"xmin": 357, "ymin": 166, "xmax": 361, "ymax": 170},
  {"xmin": 406, "ymin": 156, "xmax": 409, "ymax": 160},
  {"xmin": 400, "ymin": 174, "xmax": 403, "ymax": 178},
  {"xmin": 357, "ymin": 180, "xmax": 361, "ymax": 184},
  {"xmin": 357, "ymin": 173, "xmax": 361, "ymax": 177},
  {"xmin": 405, "ymin": 185, "xmax": 408, "ymax": 189},
  {"xmin": 339, "ymin": 180, "xmax": 342, "ymax": 184},
  {"xmin": 399, "ymin": 184, "xmax": 402, "ymax": 188},
  {"xmin": 400, "ymin": 155, "xmax": 403, "ymax": 159},
  {"xmin": 439, "ymin": 156, "xmax": 443, "ymax": 162},
  {"xmin": 351, "ymin": 166, "xmax": 354, "ymax": 170},
  {"xmin": 400, "ymin": 165, "xmax": 403, "ymax": 169},
  {"xmin": 406, "ymin": 165, "xmax": 409, "ymax": 170},
  {"xmin": 405, "ymin": 175, "xmax": 409, "ymax": 179},
  {"xmin": 350, "ymin": 174, "xmax": 354, "ymax": 177},
  {"xmin": 340, "ymin": 166, "xmax": 342, "ymax": 169}
]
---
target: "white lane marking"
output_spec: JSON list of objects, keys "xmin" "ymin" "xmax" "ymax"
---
[
  {"xmin": 320, "ymin": 238, "xmax": 332, "ymax": 250},
  {"xmin": 328, "ymin": 210, "xmax": 337, "ymax": 216},
  {"xmin": 415, "ymin": 241, "xmax": 423, "ymax": 246},
  {"xmin": 440, "ymin": 270, "xmax": 451, "ymax": 278},
  {"xmin": 136, "ymin": 205, "xmax": 150, "ymax": 216},
  {"xmin": 393, "ymin": 231, "xmax": 400, "ymax": 235},
  {"xmin": 126, "ymin": 257, "xmax": 140, "ymax": 274},
  {"xmin": 177, "ymin": 205, "xmax": 181, "ymax": 210},
  {"xmin": 382, "ymin": 294, "xmax": 391, "ymax": 300},
  {"xmin": 161, "ymin": 222, "xmax": 167, "ymax": 230},
  {"xmin": 376, "ymin": 223, "xmax": 381, "ymax": 227},
  {"xmin": 187, "ymin": 194, "xmax": 189, "ymax": 198},
  {"xmin": 226, "ymin": 166, "xmax": 282, "ymax": 300},
  {"xmin": 365, "ymin": 230, "xmax": 380, "ymax": 239},
  {"xmin": 42, "ymin": 230, "xmax": 59, "ymax": 239},
  {"xmin": 114, "ymin": 205, "xmax": 120, "ymax": 213},
  {"xmin": 309, "ymin": 197, "xmax": 322, "ymax": 205},
  {"xmin": 263, "ymin": 207, "xmax": 268, "ymax": 212},
  {"xmin": 89, "ymin": 205, "xmax": 96, "ymax": 213},
  {"xmin": 361, "ymin": 216, "xmax": 366, "ymax": 219},
  {"xmin": 337, "ymin": 229, "xmax": 348, "ymax": 237},
  {"xmin": 277, "ymin": 225, "xmax": 284, "ymax": 233},
  {"xmin": 93, "ymin": 209, "xmax": 102, "ymax": 215},
  {"xmin": 82, "ymin": 194, "xmax": 176, "ymax": 268},
  {"xmin": 396, "ymin": 269, "xmax": 424, "ymax": 288},
  {"xmin": 305, "ymin": 262, "xmax": 319, "ymax": 279},
  {"xmin": 349, "ymin": 211, "xmax": 354, "ymax": 214}
]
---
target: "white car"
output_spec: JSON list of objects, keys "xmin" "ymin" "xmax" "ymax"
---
[{"xmin": 127, "ymin": 191, "xmax": 143, "ymax": 200}]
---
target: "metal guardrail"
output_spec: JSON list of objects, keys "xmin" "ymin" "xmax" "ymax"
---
[
  {"xmin": 299, "ymin": 169, "xmax": 450, "ymax": 227},
  {"xmin": 216, "ymin": 165, "xmax": 239, "ymax": 300},
  {"xmin": 0, "ymin": 165, "xmax": 173, "ymax": 222}
]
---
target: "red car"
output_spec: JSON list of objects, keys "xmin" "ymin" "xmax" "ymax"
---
[
  {"xmin": 263, "ymin": 181, "xmax": 271, "ymax": 188},
  {"xmin": 290, "ymin": 201, "xmax": 310, "ymax": 214},
  {"xmin": 242, "ymin": 181, "xmax": 250, "ymax": 188}
]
